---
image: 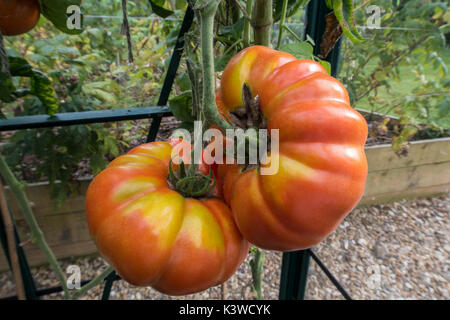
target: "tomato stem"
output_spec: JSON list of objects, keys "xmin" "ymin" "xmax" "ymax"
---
[
  {"xmin": 276, "ymin": 0, "xmax": 289, "ymax": 49},
  {"xmin": 243, "ymin": 0, "xmax": 254, "ymax": 47},
  {"xmin": 252, "ymin": 0, "xmax": 273, "ymax": 47},
  {"xmin": 198, "ymin": 1, "xmax": 233, "ymax": 131},
  {"xmin": 71, "ymin": 266, "xmax": 114, "ymax": 300},
  {"xmin": 250, "ymin": 246, "xmax": 265, "ymax": 299},
  {"xmin": 0, "ymin": 154, "xmax": 70, "ymax": 299}
]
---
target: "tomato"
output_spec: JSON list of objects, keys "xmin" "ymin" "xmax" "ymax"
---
[
  {"xmin": 85, "ymin": 140, "xmax": 249, "ymax": 295},
  {"xmin": 216, "ymin": 46, "xmax": 368, "ymax": 251},
  {"xmin": 0, "ymin": 0, "xmax": 41, "ymax": 36}
]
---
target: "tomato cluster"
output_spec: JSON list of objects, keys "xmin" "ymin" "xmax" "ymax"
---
[{"xmin": 85, "ymin": 46, "xmax": 368, "ymax": 294}]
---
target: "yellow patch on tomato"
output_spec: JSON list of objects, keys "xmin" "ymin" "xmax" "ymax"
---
[
  {"xmin": 113, "ymin": 176, "xmax": 167, "ymax": 202},
  {"xmin": 222, "ymin": 50, "xmax": 258, "ymax": 110},
  {"xmin": 180, "ymin": 199, "xmax": 225, "ymax": 252},
  {"xmin": 122, "ymin": 190, "xmax": 185, "ymax": 249},
  {"xmin": 260, "ymin": 152, "xmax": 316, "ymax": 209},
  {"xmin": 129, "ymin": 141, "xmax": 173, "ymax": 162},
  {"xmin": 108, "ymin": 154, "xmax": 163, "ymax": 169}
]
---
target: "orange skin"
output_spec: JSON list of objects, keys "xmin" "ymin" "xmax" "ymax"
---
[
  {"xmin": 85, "ymin": 139, "xmax": 249, "ymax": 295},
  {"xmin": 0, "ymin": 0, "xmax": 41, "ymax": 36},
  {"xmin": 217, "ymin": 46, "xmax": 368, "ymax": 251}
]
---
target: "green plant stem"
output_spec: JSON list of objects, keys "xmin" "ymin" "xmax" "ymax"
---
[
  {"xmin": 0, "ymin": 154, "xmax": 70, "ymax": 299},
  {"xmin": 250, "ymin": 247, "xmax": 265, "ymax": 300},
  {"xmin": 252, "ymin": 0, "xmax": 273, "ymax": 46},
  {"xmin": 71, "ymin": 266, "xmax": 114, "ymax": 300},
  {"xmin": 224, "ymin": 39, "xmax": 243, "ymax": 56},
  {"xmin": 198, "ymin": 1, "xmax": 233, "ymax": 131},
  {"xmin": 243, "ymin": 0, "xmax": 254, "ymax": 47},
  {"xmin": 283, "ymin": 25, "xmax": 303, "ymax": 42},
  {"xmin": 276, "ymin": 0, "xmax": 289, "ymax": 49}
]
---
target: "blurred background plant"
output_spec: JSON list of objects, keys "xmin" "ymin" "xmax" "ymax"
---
[
  {"xmin": 0, "ymin": 0, "xmax": 186, "ymax": 205},
  {"xmin": 339, "ymin": 0, "xmax": 449, "ymax": 153}
]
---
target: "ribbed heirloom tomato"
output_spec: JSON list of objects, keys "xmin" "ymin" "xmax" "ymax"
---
[
  {"xmin": 0, "ymin": 0, "xmax": 41, "ymax": 36},
  {"xmin": 85, "ymin": 140, "xmax": 249, "ymax": 295},
  {"xmin": 216, "ymin": 46, "xmax": 368, "ymax": 251}
]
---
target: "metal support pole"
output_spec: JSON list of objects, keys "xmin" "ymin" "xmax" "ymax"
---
[
  {"xmin": 101, "ymin": 271, "xmax": 117, "ymax": 300},
  {"xmin": 279, "ymin": 0, "xmax": 342, "ymax": 300},
  {"xmin": 0, "ymin": 203, "xmax": 38, "ymax": 300}
]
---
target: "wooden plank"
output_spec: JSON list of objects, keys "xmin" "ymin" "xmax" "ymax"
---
[
  {"xmin": 13, "ymin": 211, "xmax": 92, "ymax": 247},
  {"xmin": 366, "ymin": 138, "xmax": 450, "ymax": 171},
  {"xmin": 364, "ymin": 161, "xmax": 450, "ymax": 196},
  {"xmin": 0, "ymin": 240, "xmax": 98, "ymax": 271},
  {"xmin": 4, "ymin": 179, "xmax": 91, "ymax": 219},
  {"xmin": 0, "ymin": 210, "xmax": 96, "ymax": 271},
  {"xmin": 360, "ymin": 183, "xmax": 450, "ymax": 206}
]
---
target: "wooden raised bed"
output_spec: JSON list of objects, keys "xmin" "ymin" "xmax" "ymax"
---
[{"xmin": 1, "ymin": 137, "xmax": 449, "ymax": 271}]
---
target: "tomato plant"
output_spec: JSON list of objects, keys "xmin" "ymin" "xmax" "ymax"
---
[
  {"xmin": 0, "ymin": 0, "xmax": 41, "ymax": 36},
  {"xmin": 85, "ymin": 139, "xmax": 249, "ymax": 295},
  {"xmin": 216, "ymin": 46, "xmax": 368, "ymax": 251}
]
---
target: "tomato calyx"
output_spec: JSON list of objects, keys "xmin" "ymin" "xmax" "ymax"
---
[
  {"xmin": 168, "ymin": 158, "xmax": 216, "ymax": 198},
  {"xmin": 228, "ymin": 84, "xmax": 268, "ymax": 130},
  {"xmin": 226, "ymin": 84, "xmax": 271, "ymax": 171}
]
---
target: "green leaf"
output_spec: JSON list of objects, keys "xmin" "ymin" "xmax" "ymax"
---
[
  {"xmin": 273, "ymin": 0, "xmax": 309, "ymax": 22},
  {"xmin": 215, "ymin": 53, "xmax": 233, "ymax": 72},
  {"xmin": 220, "ymin": 17, "xmax": 246, "ymax": 40},
  {"xmin": 342, "ymin": 0, "xmax": 364, "ymax": 41},
  {"xmin": 82, "ymin": 87, "xmax": 117, "ymax": 103},
  {"xmin": 169, "ymin": 91, "xmax": 194, "ymax": 123},
  {"xmin": 0, "ymin": 72, "xmax": 17, "ymax": 103},
  {"xmin": 332, "ymin": 0, "xmax": 364, "ymax": 44},
  {"xmin": 7, "ymin": 56, "xmax": 59, "ymax": 115},
  {"xmin": 30, "ymin": 70, "xmax": 59, "ymax": 115},
  {"xmin": 9, "ymin": 56, "xmax": 35, "ymax": 77},
  {"xmin": 176, "ymin": 72, "xmax": 192, "ymax": 92},
  {"xmin": 317, "ymin": 59, "xmax": 331, "ymax": 75},
  {"xmin": 148, "ymin": 0, "xmax": 174, "ymax": 18},
  {"xmin": 40, "ymin": 0, "xmax": 84, "ymax": 34},
  {"xmin": 104, "ymin": 136, "xmax": 119, "ymax": 157},
  {"xmin": 279, "ymin": 41, "xmax": 314, "ymax": 59}
]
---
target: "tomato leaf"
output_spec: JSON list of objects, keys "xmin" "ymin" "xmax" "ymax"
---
[
  {"xmin": 0, "ymin": 72, "xmax": 17, "ymax": 103},
  {"xmin": 39, "ymin": 0, "xmax": 84, "ymax": 34},
  {"xmin": 273, "ymin": 0, "xmax": 309, "ymax": 22},
  {"xmin": 147, "ymin": 0, "xmax": 174, "ymax": 18},
  {"xmin": 279, "ymin": 41, "xmax": 314, "ymax": 59},
  {"xmin": 8, "ymin": 56, "xmax": 59, "ymax": 115},
  {"xmin": 30, "ymin": 70, "xmax": 59, "ymax": 115},
  {"xmin": 169, "ymin": 91, "xmax": 194, "ymax": 123},
  {"xmin": 317, "ymin": 59, "xmax": 331, "ymax": 75}
]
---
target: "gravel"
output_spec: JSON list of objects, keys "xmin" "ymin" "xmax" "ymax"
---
[{"xmin": 0, "ymin": 194, "xmax": 448, "ymax": 300}]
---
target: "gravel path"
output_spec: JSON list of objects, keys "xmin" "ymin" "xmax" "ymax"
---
[{"xmin": 0, "ymin": 194, "xmax": 448, "ymax": 300}]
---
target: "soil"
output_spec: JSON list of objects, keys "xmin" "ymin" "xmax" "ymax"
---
[{"xmin": 0, "ymin": 194, "xmax": 448, "ymax": 300}]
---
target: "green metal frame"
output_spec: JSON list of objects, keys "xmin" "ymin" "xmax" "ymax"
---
[{"xmin": 0, "ymin": 1, "xmax": 351, "ymax": 301}]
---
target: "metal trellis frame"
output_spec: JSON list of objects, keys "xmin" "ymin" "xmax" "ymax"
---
[{"xmin": 0, "ymin": 1, "xmax": 351, "ymax": 301}]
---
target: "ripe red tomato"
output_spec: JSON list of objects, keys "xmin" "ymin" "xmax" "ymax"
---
[
  {"xmin": 216, "ymin": 46, "xmax": 368, "ymax": 251},
  {"xmin": 0, "ymin": 0, "xmax": 41, "ymax": 36},
  {"xmin": 85, "ymin": 139, "xmax": 249, "ymax": 295}
]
